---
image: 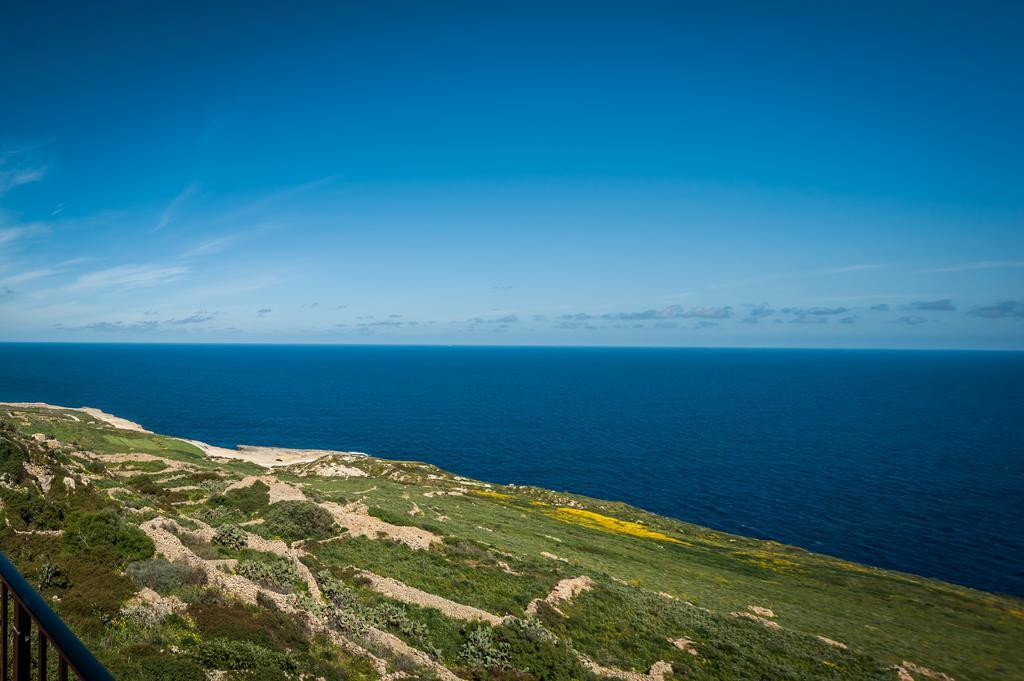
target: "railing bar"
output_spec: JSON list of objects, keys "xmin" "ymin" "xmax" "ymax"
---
[
  {"xmin": 0, "ymin": 554, "xmax": 112, "ymax": 681},
  {"xmin": 13, "ymin": 601, "xmax": 29, "ymax": 681},
  {"xmin": 57, "ymin": 656, "xmax": 67, "ymax": 681},
  {"xmin": 35, "ymin": 633, "xmax": 45, "ymax": 681},
  {"xmin": 2, "ymin": 581, "xmax": 9, "ymax": 681}
]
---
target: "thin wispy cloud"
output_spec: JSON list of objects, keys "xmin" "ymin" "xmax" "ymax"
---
[
  {"xmin": 0, "ymin": 224, "xmax": 48, "ymax": 246},
  {"xmin": 904, "ymin": 299, "xmax": 955, "ymax": 312},
  {"xmin": 967, "ymin": 300, "xmax": 1024, "ymax": 319},
  {"xmin": 0, "ymin": 149, "xmax": 47, "ymax": 194},
  {"xmin": 821, "ymin": 264, "xmax": 881, "ymax": 275},
  {"xmin": 68, "ymin": 264, "xmax": 189, "ymax": 290},
  {"xmin": 0, "ymin": 258, "xmax": 90, "ymax": 288},
  {"xmin": 710, "ymin": 264, "xmax": 882, "ymax": 290},
  {"xmin": 781, "ymin": 306, "xmax": 850, "ymax": 316},
  {"xmin": 182, "ymin": 233, "xmax": 246, "ymax": 258},
  {"xmin": 167, "ymin": 311, "xmax": 217, "ymax": 325},
  {"xmin": 214, "ymin": 175, "xmax": 336, "ymax": 225},
  {"xmin": 920, "ymin": 261, "xmax": 1024, "ymax": 274},
  {"xmin": 0, "ymin": 268, "xmax": 60, "ymax": 286},
  {"xmin": 154, "ymin": 182, "xmax": 199, "ymax": 231},
  {"xmin": 562, "ymin": 305, "xmax": 733, "ymax": 321}
]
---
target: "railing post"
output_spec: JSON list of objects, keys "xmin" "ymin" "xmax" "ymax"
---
[
  {"xmin": 36, "ymin": 634, "xmax": 46, "ymax": 681},
  {"xmin": 12, "ymin": 602, "xmax": 29, "ymax": 681},
  {"xmin": 2, "ymin": 582, "xmax": 9, "ymax": 681}
]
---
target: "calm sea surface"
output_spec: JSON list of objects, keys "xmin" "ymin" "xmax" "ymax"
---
[{"xmin": 1, "ymin": 343, "xmax": 1022, "ymax": 596}]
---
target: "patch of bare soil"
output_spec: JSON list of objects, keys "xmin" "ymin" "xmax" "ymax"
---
[
  {"xmin": 897, "ymin": 661, "xmax": 957, "ymax": 681},
  {"xmin": 141, "ymin": 517, "xmax": 457, "ymax": 680},
  {"xmin": 730, "ymin": 611, "xmax": 782, "ymax": 630},
  {"xmin": 225, "ymin": 475, "xmax": 307, "ymax": 503},
  {"xmin": 670, "ymin": 637, "xmax": 699, "ymax": 656},
  {"xmin": 319, "ymin": 501, "xmax": 441, "ymax": 550},
  {"xmin": 355, "ymin": 569, "xmax": 503, "ymax": 624},
  {"xmin": 526, "ymin": 575, "xmax": 593, "ymax": 616},
  {"xmin": 816, "ymin": 635, "xmax": 847, "ymax": 650},
  {"xmin": 580, "ymin": 656, "xmax": 674, "ymax": 681}
]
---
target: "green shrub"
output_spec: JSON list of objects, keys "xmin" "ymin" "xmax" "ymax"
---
[
  {"xmin": 63, "ymin": 509, "xmax": 154, "ymax": 565},
  {"xmin": 213, "ymin": 524, "xmax": 248, "ymax": 550},
  {"xmin": 137, "ymin": 656, "xmax": 206, "ymax": 681},
  {"xmin": 127, "ymin": 474, "xmax": 165, "ymax": 496},
  {"xmin": 187, "ymin": 638, "xmax": 298, "ymax": 672},
  {"xmin": 237, "ymin": 556, "xmax": 301, "ymax": 593},
  {"xmin": 210, "ymin": 481, "xmax": 270, "ymax": 515},
  {"xmin": 192, "ymin": 505, "xmax": 245, "ymax": 527},
  {"xmin": 263, "ymin": 501, "xmax": 337, "ymax": 542},
  {"xmin": 126, "ymin": 558, "xmax": 207, "ymax": 593},
  {"xmin": 58, "ymin": 547, "xmax": 136, "ymax": 635},
  {"xmin": 460, "ymin": 625, "xmax": 511, "ymax": 669},
  {"xmin": 2, "ymin": 489, "xmax": 65, "ymax": 530},
  {"xmin": 106, "ymin": 649, "xmax": 207, "ymax": 681},
  {"xmin": 495, "ymin": 618, "xmax": 588, "ymax": 681},
  {"xmin": 0, "ymin": 423, "xmax": 29, "ymax": 479},
  {"xmin": 37, "ymin": 562, "xmax": 68, "ymax": 589}
]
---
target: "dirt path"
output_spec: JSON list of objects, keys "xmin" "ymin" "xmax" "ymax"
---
[
  {"xmin": 355, "ymin": 569, "xmax": 503, "ymax": 624},
  {"xmin": 225, "ymin": 475, "xmax": 307, "ymax": 503},
  {"xmin": 526, "ymin": 575, "xmax": 593, "ymax": 616},
  {"xmin": 580, "ymin": 656, "xmax": 673, "ymax": 681},
  {"xmin": 141, "ymin": 517, "xmax": 458, "ymax": 679},
  {"xmin": 320, "ymin": 501, "xmax": 441, "ymax": 550},
  {"xmin": 181, "ymin": 517, "xmax": 321, "ymax": 599}
]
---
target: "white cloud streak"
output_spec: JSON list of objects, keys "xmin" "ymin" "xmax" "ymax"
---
[
  {"xmin": 68, "ymin": 264, "xmax": 189, "ymax": 290},
  {"xmin": 181, "ymin": 233, "xmax": 246, "ymax": 258},
  {"xmin": 920, "ymin": 260, "xmax": 1024, "ymax": 274},
  {"xmin": 154, "ymin": 182, "xmax": 199, "ymax": 231}
]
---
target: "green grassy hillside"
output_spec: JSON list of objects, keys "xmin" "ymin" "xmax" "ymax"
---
[{"xmin": 1, "ymin": 405, "xmax": 1020, "ymax": 681}]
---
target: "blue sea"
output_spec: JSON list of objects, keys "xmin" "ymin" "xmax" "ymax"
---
[{"xmin": 1, "ymin": 343, "xmax": 1022, "ymax": 597}]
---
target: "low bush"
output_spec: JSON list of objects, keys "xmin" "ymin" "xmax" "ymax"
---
[
  {"xmin": 236, "ymin": 556, "xmax": 301, "ymax": 593},
  {"xmin": 460, "ymin": 625, "xmax": 511, "ymax": 669},
  {"xmin": 212, "ymin": 524, "xmax": 248, "ymax": 550},
  {"xmin": 192, "ymin": 505, "xmax": 245, "ymax": 527},
  {"xmin": 187, "ymin": 638, "xmax": 298, "ymax": 672},
  {"xmin": 209, "ymin": 481, "xmax": 270, "ymax": 515},
  {"xmin": 58, "ymin": 547, "xmax": 137, "ymax": 635},
  {"xmin": 63, "ymin": 509, "xmax": 154, "ymax": 566},
  {"xmin": 126, "ymin": 474, "xmax": 165, "ymax": 497},
  {"xmin": 263, "ymin": 501, "xmax": 337, "ymax": 542},
  {"xmin": 2, "ymin": 489, "xmax": 65, "ymax": 530},
  {"xmin": 0, "ymin": 424, "xmax": 29, "ymax": 479},
  {"xmin": 107, "ymin": 650, "xmax": 206, "ymax": 681},
  {"xmin": 127, "ymin": 558, "xmax": 207, "ymax": 593},
  {"xmin": 37, "ymin": 562, "xmax": 68, "ymax": 589},
  {"xmin": 494, "ymin": 618, "xmax": 589, "ymax": 681}
]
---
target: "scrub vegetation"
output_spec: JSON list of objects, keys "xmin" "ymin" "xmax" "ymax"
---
[{"xmin": 1, "ymin": 405, "xmax": 1021, "ymax": 681}]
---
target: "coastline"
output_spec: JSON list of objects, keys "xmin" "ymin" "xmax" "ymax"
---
[{"xmin": 0, "ymin": 401, "xmax": 356, "ymax": 469}]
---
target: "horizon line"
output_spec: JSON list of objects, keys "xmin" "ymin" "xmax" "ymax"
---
[{"xmin": 0, "ymin": 340, "xmax": 1020, "ymax": 353}]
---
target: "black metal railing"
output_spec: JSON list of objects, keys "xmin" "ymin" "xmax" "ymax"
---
[{"xmin": 0, "ymin": 552, "xmax": 113, "ymax": 681}]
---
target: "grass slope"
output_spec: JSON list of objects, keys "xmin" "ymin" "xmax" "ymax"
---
[{"xmin": 0, "ymin": 405, "xmax": 1020, "ymax": 681}]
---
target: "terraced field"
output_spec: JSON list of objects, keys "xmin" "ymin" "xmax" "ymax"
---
[{"xmin": 0, "ymin": 404, "xmax": 1020, "ymax": 680}]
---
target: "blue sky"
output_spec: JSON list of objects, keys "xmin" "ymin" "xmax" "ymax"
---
[{"xmin": 1, "ymin": 1, "xmax": 1022, "ymax": 348}]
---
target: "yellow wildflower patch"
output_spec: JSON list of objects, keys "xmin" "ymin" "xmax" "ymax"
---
[
  {"xmin": 544, "ymin": 507, "xmax": 682, "ymax": 544},
  {"xmin": 471, "ymin": 489, "xmax": 513, "ymax": 499},
  {"xmin": 733, "ymin": 549, "xmax": 801, "ymax": 573}
]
